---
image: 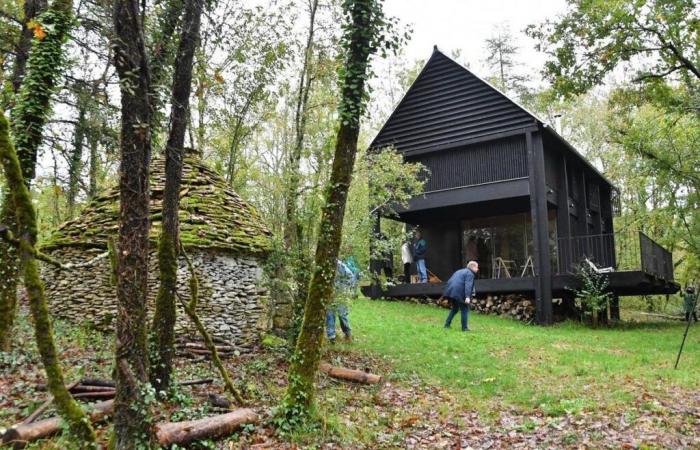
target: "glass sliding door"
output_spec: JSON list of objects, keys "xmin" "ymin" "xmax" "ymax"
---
[{"xmin": 461, "ymin": 211, "xmax": 558, "ymax": 279}]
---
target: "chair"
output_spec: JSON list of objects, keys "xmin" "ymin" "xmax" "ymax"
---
[
  {"xmin": 584, "ymin": 257, "xmax": 614, "ymax": 274},
  {"xmin": 493, "ymin": 257, "xmax": 515, "ymax": 278},
  {"xmin": 520, "ymin": 256, "xmax": 535, "ymax": 277}
]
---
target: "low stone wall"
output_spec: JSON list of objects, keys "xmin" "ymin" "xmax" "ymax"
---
[{"xmin": 42, "ymin": 247, "xmax": 269, "ymax": 351}]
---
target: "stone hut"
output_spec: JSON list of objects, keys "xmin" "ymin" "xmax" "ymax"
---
[{"xmin": 41, "ymin": 149, "xmax": 273, "ymax": 351}]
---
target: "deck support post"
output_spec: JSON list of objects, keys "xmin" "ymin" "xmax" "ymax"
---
[
  {"xmin": 368, "ymin": 212, "xmax": 383, "ymax": 299},
  {"xmin": 527, "ymin": 130, "xmax": 553, "ymax": 325}
]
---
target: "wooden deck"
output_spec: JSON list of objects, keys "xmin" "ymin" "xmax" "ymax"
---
[{"xmin": 364, "ymin": 271, "xmax": 679, "ymax": 299}]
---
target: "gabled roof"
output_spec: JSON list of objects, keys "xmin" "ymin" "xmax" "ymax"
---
[
  {"xmin": 43, "ymin": 149, "xmax": 272, "ymax": 255},
  {"xmin": 371, "ymin": 47, "xmax": 615, "ymax": 189},
  {"xmin": 370, "ymin": 48, "xmax": 537, "ymax": 154}
]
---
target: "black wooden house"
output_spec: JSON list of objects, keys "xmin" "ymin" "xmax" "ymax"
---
[{"xmin": 366, "ymin": 47, "xmax": 678, "ymax": 324}]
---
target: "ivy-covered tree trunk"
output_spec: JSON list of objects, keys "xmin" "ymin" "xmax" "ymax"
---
[
  {"xmin": 8, "ymin": 0, "xmax": 49, "ymax": 100},
  {"xmin": 112, "ymin": 0, "xmax": 154, "ymax": 446},
  {"xmin": 0, "ymin": 0, "xmax": 73, "ymax": 352},
  {"xmin": 0, "ymin": 113, "xmax": 97, "ymax": 445},
  {"xmin": 282, "ymin": 0, "xmax": 376, "ymax": 419},
  {"xmin": 150, "ymin": 0, "xmax": 202, "ymax": 393}
]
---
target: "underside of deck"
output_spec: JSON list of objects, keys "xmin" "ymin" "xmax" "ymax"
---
[{"xmin": 363, "ymin": 271, "xmax": 679, "ymax": 299}]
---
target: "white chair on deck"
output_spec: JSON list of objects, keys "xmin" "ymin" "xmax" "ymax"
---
[{"xmin": 584, "ymin": 257, "xmax": 615, "ymax": 274}]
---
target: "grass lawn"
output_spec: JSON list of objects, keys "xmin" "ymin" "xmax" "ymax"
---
[{"xmin": 348, "ymin": 298, "xmax": 700, "ymax": 416}]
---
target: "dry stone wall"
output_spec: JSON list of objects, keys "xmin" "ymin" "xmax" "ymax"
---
[{"xmin": 42, "ymin": 247, "xmax": 269, "ymax": 351}]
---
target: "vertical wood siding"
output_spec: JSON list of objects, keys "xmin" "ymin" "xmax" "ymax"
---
[{"xmin": 407, "ymin": 136, "xmax": 528, "ymax": 192}]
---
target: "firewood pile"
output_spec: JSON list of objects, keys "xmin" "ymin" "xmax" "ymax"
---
[
  {"xmin": 472, "ymin": 295, "xmax": 535, "ymax": 322},
  {"xmin": 438, "ymin": 294, "xmax": 535, "ymax": 323}
]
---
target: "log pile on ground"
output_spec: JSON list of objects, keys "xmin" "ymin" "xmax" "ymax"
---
[
  {"xmin": 472, "ymin": 294, "xmax": 535, "ymax": 322},
  {"xmin": 439, "ymin": 294, "xmax": 535, "ymax": 323}
]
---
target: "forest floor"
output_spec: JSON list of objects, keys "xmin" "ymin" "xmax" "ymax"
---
[{"xmin": 1, "ymin": 299, "xmax": 700, "ymax": 449}]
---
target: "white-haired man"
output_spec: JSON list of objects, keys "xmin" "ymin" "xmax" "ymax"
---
[{"xmin": 443, "ymin": 261, "xmax": 479, "ymax": 331}]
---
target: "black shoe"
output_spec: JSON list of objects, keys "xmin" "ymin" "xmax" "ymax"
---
[
  {"xmin": 462, "ymin": 328, "xmax": 470, "ymax": 332},
  {"xmin": 328, "ymin": 338, "xmax": 336, "ymax": 344}
]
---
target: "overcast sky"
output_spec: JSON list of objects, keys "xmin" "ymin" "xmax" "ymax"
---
[{"xmin": 383, "ymin": 0, "xmax": 568, "ymax": 77}]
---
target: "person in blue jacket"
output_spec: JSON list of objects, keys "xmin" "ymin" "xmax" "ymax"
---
[
  {"xmin": 413, "ymin": 230, "xmax": 428, "ymax": 283},
  {"xmin": 443, "ymin": 261, "xmax": 479, "ymax": 331}
]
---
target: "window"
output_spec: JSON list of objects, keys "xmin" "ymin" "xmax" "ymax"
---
[{"xmin": 461, "ymin": 212, "xmax": 558, "ymax": 278}]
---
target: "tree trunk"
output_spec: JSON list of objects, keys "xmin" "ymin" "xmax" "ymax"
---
[
  {"xmin": 67, "ymin": 103, "xmax": 85, "ymax": 217},
  {"xmin": 0, "ymin": 113, "xmax": 96, "ymax": 446},
  {"xmin": 8, "ymin": 0, "xmax": 48, "ymax": 101},
  {"xmin": 280, "ymin": 0, "xmax": 318, "ymax": 341},
  {"xmin": 154, "ymin": 408, "xmax": 257, "ymax": 446},
  {"xmin": 87, "ymin": 129, "xmax": 99, "ymax": 199},
  {"xmin": 150, "ymin": 0, "xmax": 203, "ymax": 393},
  {"xmin": 112, "ymin": 0, "xmax": 154, "ymax": 446},
  {"xmin": 282, "ymin": 0, "xmax": 375, "ymax": 420},
  {"xmin": 0, "ymin": 0, "xmax": 72, "ymax": 352}
]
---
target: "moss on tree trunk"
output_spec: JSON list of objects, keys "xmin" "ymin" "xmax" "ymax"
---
[
  {"xmin": 0, "ymin": 199, "xmax": 19, "ymax": 351},
  {"xmin": 282, "ymin": 0, "xmax": 374, "ymax": 420},
  {"xmin": 150, "ymin": 0, "xmax": 202, "ymax": 393},
  {"xmin": 112, "ymin": 0, "xmax": 155, "ymax": 446},
  {"xmin": 0, "ymin": 113, "xmax": 96, "ymax": 446},
  {"xmin": 0, "ymin": 0, "xmax": 72, "ymax": 352}
]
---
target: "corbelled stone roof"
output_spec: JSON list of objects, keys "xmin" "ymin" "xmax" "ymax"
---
[{"xmin": 43, "ymin": 150, "xmax": 272, "ymax": 254}]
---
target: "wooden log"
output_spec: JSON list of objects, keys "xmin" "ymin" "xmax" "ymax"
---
[
  {"xmin": 318, "ymin": 363, "xmax": 381, "ymax": 384},
  {"xmin": 70, "ymin": 384, "xmax": 116, "ymax": 393},
  {"xmin": 71, "ymin": 390, "xmax": 115, "ymax": 400},
  {"xmin": 182, "ymin": 343, "xmax": 235, "ymax": 352},
  {"xmin": 185, "ymin": 348, "xmax": 233, "ymax": 356},
  {"xmin": 2, "ymin": 400, "xmax": 114, "ymax": 448},
  {"xmin": 79, "ymin": 378, "xmax": 115, "ymax": 388},
  {"xmin": 178, "ymin": 378, "xmax": 214, "ymax": 387},
  {"xmin": 154, "ymin": 408, "xmax": 257, "ymax": 446}
]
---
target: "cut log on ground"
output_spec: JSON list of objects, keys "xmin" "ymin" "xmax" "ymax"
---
[
  {"xmin": 319, "ymin": 363, "xmax": 381, "ymax": 384},
  {"xmin": 79, "ymin": 378, "xmax": 115, "ymax": 388},
  {"xmin": 71, "ymin": 390, "xmax": 115, "ymax": 400},
  {"xmin": 1, "ymin": 400, "xmax": 113, "ymax": 448},
  {"xmin": 155, "ymin": 408, "xmax": 258, "ymax": 446},
  {"xmin": 182, "ymin": 342, "xmax": 235, "ymax": 352},
  {"xmin": 20, "ymin": 382, "xmax": 78, "ymax": 425}
]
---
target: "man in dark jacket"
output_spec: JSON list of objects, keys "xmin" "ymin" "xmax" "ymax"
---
[{"xmin": 443, "ymin": 261, "xmax": 479, "ymax": 331}]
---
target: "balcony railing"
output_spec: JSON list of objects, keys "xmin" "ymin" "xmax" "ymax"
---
[{"xmin": 556, "ymin": 230, "xmax": 674, "ymax": 281}]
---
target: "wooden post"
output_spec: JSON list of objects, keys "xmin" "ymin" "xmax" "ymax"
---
[
  {"xmin": 527, "ymin": 130, "xmax": 553, "ymax": 325},
  {"xmin": 368, "ymin": 212, "xmax": 383, "ymax": 298}
]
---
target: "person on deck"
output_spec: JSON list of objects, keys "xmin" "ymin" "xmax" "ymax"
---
[
  {"xmin": 326, "ymin": 259, "xmax": 353, "ymax": 343},
  {"xmin": 413, "ymin": 230, "xmax": 428, "ymax": 283},
  {"xmin": 401, "ymin": 239, "xmax": 413, "ymax": 283},
  {"xmin": 683, "ymin": 286, "xmax": 697, "ymax": 322},
  {"xmin": 443, "ymin": 261, "xmax": 479, "ymax": 331}
]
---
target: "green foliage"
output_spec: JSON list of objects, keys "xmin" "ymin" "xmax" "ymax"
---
[
  {"xmin": 571, "ymin": 265, "xmax": 611, "ymax": 327},
  {"xmin": 526, "ymin": 0, "xmax": 699, "ymax": 98},
  {"xmin": 11, "ymin": 0, "xmax": 73, "ymax": 181}
]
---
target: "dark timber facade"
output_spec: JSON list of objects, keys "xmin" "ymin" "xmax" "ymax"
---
[{"xmin": 366, "ymin": 48, "xmax": 678, "ymax": 324}]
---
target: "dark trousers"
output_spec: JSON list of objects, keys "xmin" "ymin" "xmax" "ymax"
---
[
  {"xmin": 686, "ymin": 311, "xmax": 698, "ymax": 322},
  {"xmin": 445, "ymin": 297, "xmax": 469, "ymax": 330},
  {"xmin": 382, "ymin": 266, "xmax": 393, "ymax": 280},
  {"xmin": 403, "ymin": 263, "xmax": 411, "ymax": 283}
]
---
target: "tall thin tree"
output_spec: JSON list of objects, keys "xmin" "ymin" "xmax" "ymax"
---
[
  {"xmin": 150, "ymin": 0, "xmax": 203, "ymax": 393},
  {"xmin": 0, "ymin": 112, "xmax": 96, "ymax": 446},
  {"xmin": 112, "ymin": 0, "xmax": 154, "ymax": 445},
  {"xmin": 281, "ymin": 0, "xmax": 400, "ymax": 420}
]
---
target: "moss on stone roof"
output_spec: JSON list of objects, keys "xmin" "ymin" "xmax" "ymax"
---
[{"xmin": 42, "ymin": 150, "xmax": 272, "ymax": 255}]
